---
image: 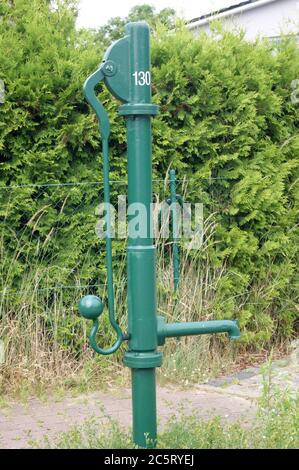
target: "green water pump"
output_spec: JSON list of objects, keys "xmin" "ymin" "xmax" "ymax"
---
[{"xmin": 79, "ymin": 21, "xmax": 240, "ymax": 448}]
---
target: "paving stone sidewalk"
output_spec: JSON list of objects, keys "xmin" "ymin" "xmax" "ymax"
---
[{"xmin": 0, "ymin": 354, "xmax": 298, "ymax": 449}]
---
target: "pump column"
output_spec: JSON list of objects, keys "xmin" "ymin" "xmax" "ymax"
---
[{"xmin": 120, "ymin": 22, "xmax": 161, "ymax": 448}]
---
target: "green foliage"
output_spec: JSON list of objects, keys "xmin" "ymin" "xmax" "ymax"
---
[
  {"xmin": 0, "ymin": 0, "xmax": 298, "ymax": 355},
  {"xmin": 151, "ymin": 25, "xmax": 299, "ymax": 345},
  {"xmin": 0, "ymin": 0, "xmax": 109, "ymax": 289}
]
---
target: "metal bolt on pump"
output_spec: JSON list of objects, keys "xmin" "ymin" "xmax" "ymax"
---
[{"xmin": 79, "ymin": 21, "xmax": 240, "ymax": 449}]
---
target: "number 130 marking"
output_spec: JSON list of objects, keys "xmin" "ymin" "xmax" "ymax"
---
[{"xmin": 132, "ymin": 71, "xmax": 151, "ymax": 86}]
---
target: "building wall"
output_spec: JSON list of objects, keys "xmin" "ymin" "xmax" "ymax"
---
[{"xmin": 188, "ymin": 0, "xmax": 299, "ymax": 40}]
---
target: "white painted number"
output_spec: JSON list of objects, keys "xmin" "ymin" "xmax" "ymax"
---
[{"xmin": 133, "ymin": 71, "xmax": 151, "ymax": 86}]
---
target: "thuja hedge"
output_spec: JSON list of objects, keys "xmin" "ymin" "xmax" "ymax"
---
[
  {"xmin": 151, "ymin": 26, "xmax": 299, "ymax": 345},
  {"xmin": 0, "ymin": 1, "xmax": 298, "ymax": 347}
]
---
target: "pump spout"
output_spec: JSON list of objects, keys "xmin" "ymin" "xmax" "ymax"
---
[{"xmin": 157, "ymin": 316, "xmax": 240, "ymax": 346}]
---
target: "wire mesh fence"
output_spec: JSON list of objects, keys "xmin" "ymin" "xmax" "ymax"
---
[
  {"xmin": 0, "ymin": 181, "xmax": 119, "ymax": 300},
  {"xmin": 0, "ymin": 175, "xmax": 297, "ymax": 360},
  {"xmin": 2, "ymin": 173, "xmax": 291, "ymax": 306},
  {"xmin": 0, "ymin": 175, "xmax": 224, "ymax": 301}
]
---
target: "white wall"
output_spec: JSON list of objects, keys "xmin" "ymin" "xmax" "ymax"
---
[{"xmin": 189, "ymin": 0, "xmax": 299, "ymax": 40}]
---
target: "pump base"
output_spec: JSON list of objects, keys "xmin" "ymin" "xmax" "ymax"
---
[{"xmin": 124, "ymin": 351, "xmax": 162, "ymax": 369}]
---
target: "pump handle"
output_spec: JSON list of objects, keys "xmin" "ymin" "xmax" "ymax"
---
[{"xmin": 80, "ymin": 65, "xmax": 125, "ymax": 355}]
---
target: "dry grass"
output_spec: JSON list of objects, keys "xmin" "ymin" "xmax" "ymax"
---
[{"xmin": 0, "ymin": 196, "xmax": 289, "ymax": 398}]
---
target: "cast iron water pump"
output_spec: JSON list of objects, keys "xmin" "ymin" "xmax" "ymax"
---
[{"xmin": 79, "ymin": 21, "xmax": 240, "ymax": 448}]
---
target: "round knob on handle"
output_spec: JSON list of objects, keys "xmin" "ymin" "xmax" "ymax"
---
[{"xmin": 78, "ymin": 295, "xmax": 104, "ymax": 320}]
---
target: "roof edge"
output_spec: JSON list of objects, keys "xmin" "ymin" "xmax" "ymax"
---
[{"xmin": 187, "ymin": 0, "xmax": 279, "ymax": 30}]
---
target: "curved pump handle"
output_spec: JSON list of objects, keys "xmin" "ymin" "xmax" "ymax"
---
[
  {"xmin": 79, "ymin": 66, "xmax": 126, "ymax": 355},
  {"xmin": 83, "ymin": 67, "xmax": 110, "ymax": 141}
]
